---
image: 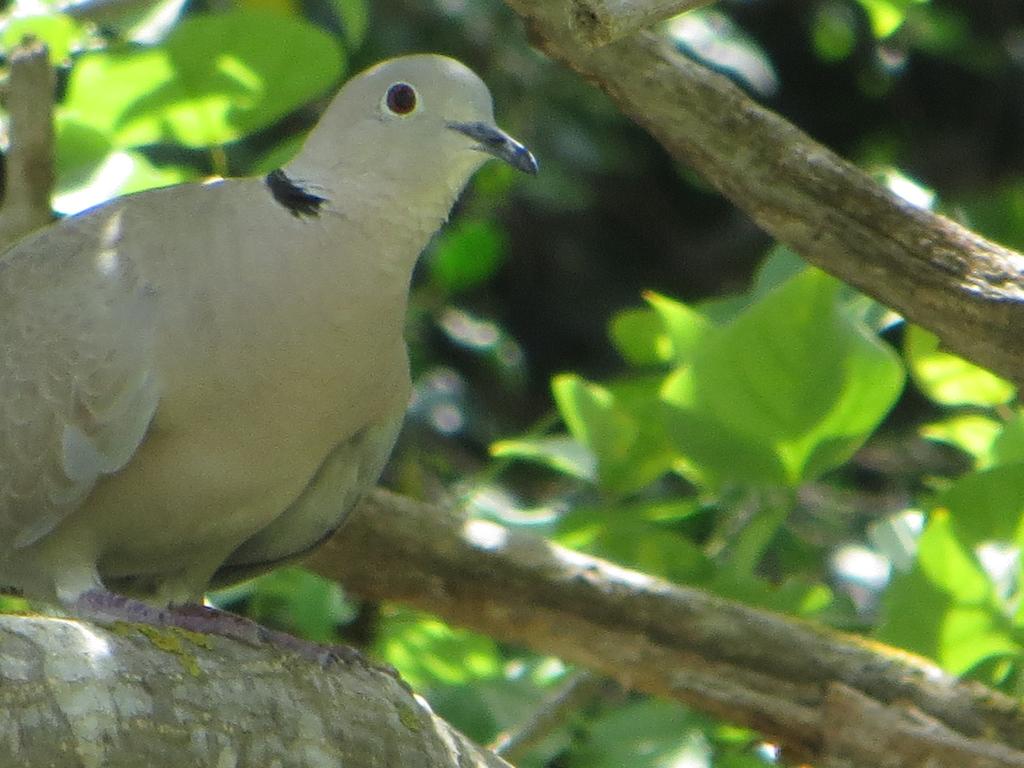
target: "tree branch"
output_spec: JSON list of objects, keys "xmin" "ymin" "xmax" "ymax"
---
[
  {"xmin": 0, "ymin": 611, "xmax": 511, "ymax": 767},
  {"xmin": 567, "ymin": 0, "xmax": 717, "ymax": 46},
  {"xmin": 505, "ymin": 0, "xmax": 1024, "ymax": 387},
  {"xmin": 306, "ymin": 490, "xmax": 1024, "ymax": 766},
  {"xmin": 0, "ymin": 38, "xmax": 55, "ymax": 251},
  {"xmin": 823, "ymin": 684, "xmax": 1024, "ymax": 768}
]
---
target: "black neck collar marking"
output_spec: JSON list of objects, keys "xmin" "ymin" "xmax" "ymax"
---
[{"xmin": 265, "ymin": 169, "xmax": 327, "ymax": 218}]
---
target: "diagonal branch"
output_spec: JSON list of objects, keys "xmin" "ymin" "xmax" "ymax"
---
[
  {"xmin": 568, "ymin": 0, "xmax": 717, "ymax": 46},
  {"xmin": 306, "ymin": 490, "xmax": 1024, "ymax": 767},
  {"xmin": 505, "ymin": 0, "xmax": 1024, "ymax": 387},
  {"xmin": 491, "ymin": 671, "xmax": 618, "ymax": 762}
]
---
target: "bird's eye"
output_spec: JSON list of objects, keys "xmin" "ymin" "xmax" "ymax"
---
[{"xmin": 384, "ymin": 82, "xmax": 418, "ymax": 116}]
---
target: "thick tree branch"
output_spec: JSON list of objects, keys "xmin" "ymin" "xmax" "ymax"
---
[
  {"xmin": 0, "ymin": 38, "xmax": 55, "ymax": 250},
  {"xmin": 567, "ymin": 0, "xmax": 717, "ymax": 46},
  {"xmin": 504, "ymin": 1, "xmax": 1024, "ymax": 387},
  {"xmin": 0, "ymin": 612, "xmax": 510, "ymax": 767},
  {"xmin": 306, "ymin": 490, "xmax": 1024, "ymax": 766}
]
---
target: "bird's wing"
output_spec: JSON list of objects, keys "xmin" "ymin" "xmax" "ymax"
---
[{"xmin": 0, "ymin": 204, "xmax": 160, "ymax": 549}]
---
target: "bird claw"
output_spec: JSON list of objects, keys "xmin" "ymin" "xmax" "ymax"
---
[{"xmin": 71, "ymin": 589, "xmax": 382, "ymax": 671}]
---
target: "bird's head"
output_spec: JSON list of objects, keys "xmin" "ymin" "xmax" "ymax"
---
[{"xmin": 287, "ymin": 54, "xmax": 536, "ymax": 206}]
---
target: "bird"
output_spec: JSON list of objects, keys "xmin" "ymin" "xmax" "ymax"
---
[{"xmin": 0, "ymin": 54, "xmax": 537, "ymax": 612}]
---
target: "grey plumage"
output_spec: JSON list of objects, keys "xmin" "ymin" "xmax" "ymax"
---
[{"xmin": 0, "ymin": 54, "xmax": 535, "ymax": 605}]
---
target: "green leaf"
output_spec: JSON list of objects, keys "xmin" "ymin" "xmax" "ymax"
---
[
  {"xmin": 62, "ymin": 10, "xmax": 344, "ymax": 148},
  {"xmin": 709, "ymin": 571, "xmax": 833, "ymax": 616},
  {"xmin": 427, "ymin": 219, "xmax": 506, "ymax": 294},
  {"xmin": 905, "ymin": 325, "xmax": 1015, "ymax": 406},
  {"xmin": 53, "ymin": 118, "xmax": 193, "ymax": 213},
  {"xmin": 377, "ymin": 610, "xmax": 501, "ymax": 689},
  {"xmin": 428, "ymin": 669, "xmax": 572, "ymax": 755},
  {"xmin": 217, "ymin": 566, "xmax": 352, "ymax": 643},
  {"xmin": 623, "ymin": 498, "xmax": 703, "ymax": 523},
  {"xmin": 608, "ymin": 293, "xmax": 713, "ymax": 368},
  {"xmin": 720, "ymin": 503, "xmax": 789, "ymax": 577},
  {"xmin": 937, "ymin": 464, "xmax": 1024, "ymax": 547},
  {"xmin": 992, "ymin": 411, "xmax": 1024, "ymax": 466},
  {"xmin": 609, "ymin": 308, "xmax": 666, "ymax": 366},
  {"xmin": 567, "ymin": 700, "xmax": 706, "ymax": 768},
  {"xmin": 61, "ymin": 46, "xmax": 170, "ymax": 140},
  {"xmin": 877, "ymin": 512, "xmax": 1017, "ymax": 676},
  {"xmin": 490, "ymin": 435, "xmax": 597, "ymax": 482},
  {"xmin": 539, "ymin": 373, "xmax": 676, "ymax": 494},
  {"xmin": 644, "ymin": 291, "xmax": 713, "ymax": 365},
  {"xmin": 656, "ymin": 390, "xmax": 788, "ymax": 487},
  {"xmin": 857, "ymin": 0, "xmax": 929, "ymax": 38},
  {"xmin": 661, "ymin": 268, "xmax": 905, "ymax": 488},
  {"xmin": 245, "ymin": 134, "xmax": 305, "ymax": 175},
  {"xmin": 920, "ymin": 409, "xmax": 1024, "ymax": 473},
  {"xmin": 695, "ymin": 293, "xmax": 748, "ymax": 324},
  {"xmin": 756, "ymin": 245, "xmax": 898, "ymax": 332},
  {"xmin": 0, "ymin": 595, "xmax": 30, "ymax": 613},
  {"xmin": 604, "ymin": 374, "xmax": 681, "ymax": 491},
  {"xmin": 1, "ymin": 14, "xmax": 82, "ymax": 63},
  {"xmin": 552, "ymin": 374, "xmax": 640, "ymax": 492},
  {"xmin": 920, "ymin": 414, "xmax": 1003, "ymax": 469},
  {"xmin": 749, "ymin": 244, "xmax": 807, "ymax": 299},
  {"xmin": 54, "ymin": 119, "xmax": 115, "ymax": 195},
  {"xmin": 555, "ymin": 505, "xmax": 712, "ymax": 584}
]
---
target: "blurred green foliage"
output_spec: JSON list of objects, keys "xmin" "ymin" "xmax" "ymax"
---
[
  {"xmin": 5, "ymin": 0, "xmax": 1024, "ymax": 764},
  {"xmin": 64, "ymin": 11, "xmax": 343, "ymax": 148}
]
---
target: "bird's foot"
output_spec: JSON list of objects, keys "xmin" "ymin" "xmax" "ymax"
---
[
  {"xmin": 70, "ymin": 589, "xmax": 380, "ymax": 671},
  {"xmin": 71, "ymin": 588, "xmax": 174, "ymax": 625},
  {"xmin": 166, "ymin": 602, "xmax": 372, "ymax": 668}
]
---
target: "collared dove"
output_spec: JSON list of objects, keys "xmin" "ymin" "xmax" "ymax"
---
[{"xmin": 0, "ymin": 54, "xmax": 536, "ymax": 609}]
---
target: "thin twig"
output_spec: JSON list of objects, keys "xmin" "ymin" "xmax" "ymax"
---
[
  {"xmin": 0, "ymin": 38, "xmax": 55, "ymax": 250},
  {"xmin": 491, "ymin": 671, "xmax": 618, "ymax": 762}
]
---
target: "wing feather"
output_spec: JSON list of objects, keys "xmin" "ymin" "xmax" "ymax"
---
[{"xmin": 0, "ymin": 204, "xmax": 160, "ymax": 549}]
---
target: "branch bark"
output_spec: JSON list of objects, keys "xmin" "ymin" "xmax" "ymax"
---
[
  {"xmin": 0, "ymin": 611, "xmax": 511, "ymax": 768},
  {"xmin": 0, "ymin": 38, "xmax": 55, "ymax": 251},
  {"xmin": 504, "ymin": 0, "xmax": 1024, "ymax": 387},
  {"xmin": 567, "ymin": 0, "xmax": 717, "ymax": 46},
  {"xmin": 305, "ymin": 490, "xmax": 1024, "ymax": 767},
  {"xmin": 823, "ymin": 684, "xmax": 1024, "ymax": 768}
]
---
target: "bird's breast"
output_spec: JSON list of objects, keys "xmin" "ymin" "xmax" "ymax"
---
[
  {"xmin": 82, "ymin": 320, "xmax": 410, "ymax": 580},
  {"xmin": 70, "ymin": 181, "xmax": 417, "ymax": 580}
]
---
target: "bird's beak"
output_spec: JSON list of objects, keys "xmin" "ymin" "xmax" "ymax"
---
[{"xmin": 446, "ymin": 121, "xmax": 539, "ymax": 175}]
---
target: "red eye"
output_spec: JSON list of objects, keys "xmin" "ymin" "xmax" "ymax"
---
[{"xmin": 385, "ymin": 82, "xmax": 417, "ymax": 115}]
